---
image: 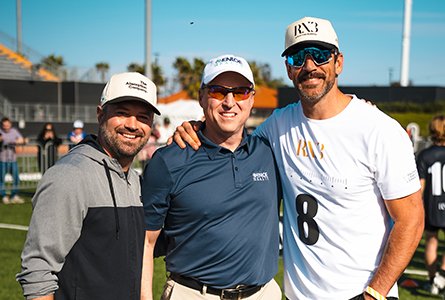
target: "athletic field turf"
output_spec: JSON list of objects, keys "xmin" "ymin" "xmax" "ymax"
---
[{"xmin": 0, "ymin": 197, "xmax": 443, "ymax": 300}]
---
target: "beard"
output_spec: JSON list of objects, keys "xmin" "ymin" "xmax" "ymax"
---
[
  {"xmin": 98, "ymin": 123, "xmax": 149, "ymax": 160},
  {"xmin": 293, "ymin": 71, "xmax": 335, "ymax": 104}
]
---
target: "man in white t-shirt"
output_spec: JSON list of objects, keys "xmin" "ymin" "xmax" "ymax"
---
[
  {"xmin": 174, "ymin": 16, "xmax": 424, "ymax": 300},
  {"xmin": 254, "ymin": 16, "xmax": 424, "ymax": 300}
]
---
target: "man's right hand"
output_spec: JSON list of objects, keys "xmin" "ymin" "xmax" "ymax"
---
[{"xmin": 169, "ymin": 121, "xmax": 202, "ymax": 150}]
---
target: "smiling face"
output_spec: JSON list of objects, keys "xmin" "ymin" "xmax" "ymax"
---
[
  {"xmin": 199, "ymin": 71, "xmax": 254, "ymax": 149},
  {"xmin": 97, "ymin": 100, "xmax": 154, "ymax": 169},
  {"xmin": 286, "ymin": 47, "xmax": 343, "ymax": 105}
]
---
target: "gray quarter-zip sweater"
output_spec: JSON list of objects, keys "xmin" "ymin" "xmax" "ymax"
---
[{"xmin": 17, "ymin": 135, "xmax": 145, "ymax": 300}]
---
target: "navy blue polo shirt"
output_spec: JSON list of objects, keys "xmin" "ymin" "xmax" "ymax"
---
[{"xmin": 141, "ymin": 130, "xmax": 280, "ymax": 288}]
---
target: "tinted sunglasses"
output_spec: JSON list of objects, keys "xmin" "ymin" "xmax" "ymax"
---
[
  {"xmin": 203, "ymin": 85, "xmax": 254, "ymax": 101},
  {"xmin": 286, "ymin": 47, "xmax": 336, "ymax": 68}
]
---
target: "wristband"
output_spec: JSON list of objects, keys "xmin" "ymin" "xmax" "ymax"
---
[{"xmin": 365, "ymin": 286, "xmax": 386, "ymax": 300}]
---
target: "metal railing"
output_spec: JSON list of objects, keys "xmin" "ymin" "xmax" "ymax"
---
[
  {"xmin": 1, "ymin": 102, "xmax": 97, "ymax": 123},
  {"xmin": 1, "ymin": 141, "xmax": 166, "ymax": 195},
  {"xmin": 1, "ymin": 142, "xmax": 70, "ymax": 194}
]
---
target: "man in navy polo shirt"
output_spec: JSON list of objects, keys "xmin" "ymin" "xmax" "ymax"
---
[{"xmin": 140, "ymin": 54, "xmax": 282, "ymax": 300}]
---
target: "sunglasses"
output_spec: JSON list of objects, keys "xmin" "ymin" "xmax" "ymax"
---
[
  {"xmin": 203, "ymin": 85, "xmax": 254, "ymax": 101},
  {"xmin": 286, "ymin": 47, "xmax": 336, "ymax": 68}
]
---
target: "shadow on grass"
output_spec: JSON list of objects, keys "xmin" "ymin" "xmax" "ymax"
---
[{"xmin": 398, "ymin": 231, "xmax": 445, "ymax": 299}]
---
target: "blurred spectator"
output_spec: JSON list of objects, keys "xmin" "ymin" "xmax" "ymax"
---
[
  {"xmin": 0, "ymin": 117, "xmax": 26, "ymax": 204},
  {"xmin": 67, "ymin": 119, "xmax": 87, "ymax": 149},
  {"xmin": 157, "ymin": 117, "xmax": 174, "ymax": 145},
  {"xmin": 37, "ymin": 122, "xmax": 62, "ymax": 172},
  {"xmin": 417, "ymin": 115, "xmax": 445, "ymax": 294},
  {"xmin": 407, "ymin": 122, "xmax": 422, "ymax": 153},
  {"xmin": 138, "ymin": 127, "xmax": 160, "ymax": 170}
]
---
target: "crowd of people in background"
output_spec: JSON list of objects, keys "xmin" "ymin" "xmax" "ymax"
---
[{"xmin": 0, "ymin": 115, "xmax": 177, "ymax": 206}]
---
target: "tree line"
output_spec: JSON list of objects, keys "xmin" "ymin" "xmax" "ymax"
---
[{"xmin": 39, "ymin": 54, "xmax": 287, "ymax": 99}]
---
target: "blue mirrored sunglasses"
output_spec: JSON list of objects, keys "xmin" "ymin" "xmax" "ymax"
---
[{"xmin": 286, "ymin": 47, "xmax": 336, "ymax": 68}]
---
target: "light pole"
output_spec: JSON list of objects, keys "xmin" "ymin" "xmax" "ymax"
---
[
  {"xmin": 389, "ymin": 68, "xmax": 393, "ymax": 86},
  {"xmin": 16, "ymin": 0, "xmax": 22, "ymax": 54},
  {"xmin": 400, "ymin": 0, "xmax": 412, "ymax": 87},
  {"xmin": 145, "ymin": 0, "xmax": 152, "ymax": 79}
]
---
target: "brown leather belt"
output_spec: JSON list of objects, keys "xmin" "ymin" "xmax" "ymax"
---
[{"xmin": 170, "ymin": 273, "xmax": 263, "ymax": 299}]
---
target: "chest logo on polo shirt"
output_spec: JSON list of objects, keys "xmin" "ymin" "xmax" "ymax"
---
[{"xmin": 252, "ymin": 172, "xmax": 269, "ymax": 181}]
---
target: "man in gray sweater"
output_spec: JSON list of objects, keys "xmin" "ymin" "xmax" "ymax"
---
[{"xmin": 16, "ymin": 72, "xmax": 160, "ymax": 300}]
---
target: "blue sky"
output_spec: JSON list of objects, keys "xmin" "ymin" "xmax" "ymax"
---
[{"xmin": 1, "ymin": 0, "xmax": 444, "ymax": 92}]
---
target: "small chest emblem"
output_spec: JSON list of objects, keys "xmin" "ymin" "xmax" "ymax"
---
[{"xmin": 252, "ymin": 172, "xmax": 269, "ymax": 181}]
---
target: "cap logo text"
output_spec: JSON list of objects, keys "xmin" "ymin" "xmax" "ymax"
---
[
  {"xmin": 126, "ymin": 80, "xmax": 147, "ymax": 94},
  {"xmin": 213, "ymin": 56, "xmax": 242, "ymax": 67},
  {"xmin": 294, "ymin": 21, "xmax": 319, "ymax": 37}
]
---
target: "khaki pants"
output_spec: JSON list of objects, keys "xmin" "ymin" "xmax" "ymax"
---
[{"xmin": 161, "ymin": 277, "xmax": 282, "ymax": 300}]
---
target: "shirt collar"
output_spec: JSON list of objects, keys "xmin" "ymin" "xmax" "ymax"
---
[{"xmin": 197, "ymin": 127, "xmax": 250, "ymax": 160}]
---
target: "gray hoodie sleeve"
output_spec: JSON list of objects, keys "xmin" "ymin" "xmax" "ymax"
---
[{"xmin": 16, "ymin": 161, "xmax": 89, "ymax": 299}]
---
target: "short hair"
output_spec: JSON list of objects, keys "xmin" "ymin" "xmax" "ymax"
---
[
  {"xmin": 1, "ymin": 117, "xmax": 10, "ymax": 123},
  {"xmin": 429, "ymin": 115, "xmax": 445, "ymax": 143}
]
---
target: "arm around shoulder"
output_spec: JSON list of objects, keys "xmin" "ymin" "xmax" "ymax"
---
[{"xmin": 171, "ymin": 120, "xmax": 202, "ymax": 150}]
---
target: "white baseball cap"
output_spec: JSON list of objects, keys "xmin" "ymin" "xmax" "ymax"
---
[
  {"xmin": 100, "ymin": 72, "xmax": 160, "ymax": 115},
  {"xmin": 282, "ymin": 16, "xmax": 339, "ymax": 57},
  {"xmin": 201, "ymin": 54, "xmax": 255, "ymax": 87},
  {"xmin": 73, "ymin": 120, "xmax": 84, "ymax": 129}
]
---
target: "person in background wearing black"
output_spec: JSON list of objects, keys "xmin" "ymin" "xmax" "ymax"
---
[
  {"xmin": 417, "ymin": 115, "xmax": 445, "ymax": 295},
  {"xmin": 37, "ymin": 123, "xmax": 62, "ymax": 172}
]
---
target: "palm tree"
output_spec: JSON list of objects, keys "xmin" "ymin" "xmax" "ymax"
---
[
  {"xmin": 173, "ymin": 57, "xmax": 205, "ymax": 99},
  {"xmin": 127, "ymin": 62, "xmax": 166, "ymax": 96},
  {"xmin": 95, "ymin": 62, "xmax": 109, "ymax": 82},
  {"xmin": 41, "ymin": 54, "xmax": 65, "ymax": 78},
  {"xmin": 151, "ymin": 60, "xmax": 166, "ymax": 96},
  {"xmin": 127, "ymin": 63, "xmax": 145, "ymax": 74},
  {"xmin": 248, "ymin": 61, "xmax": 286, "ymax": 88},
  {"xmin": 248, "ymin": 61, "xmax": 266, "ymax": 87}
]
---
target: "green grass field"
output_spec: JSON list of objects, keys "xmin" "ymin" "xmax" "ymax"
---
[{"xmin": 0, "ymin": 196, "xmax": 443, "ymax": 300}]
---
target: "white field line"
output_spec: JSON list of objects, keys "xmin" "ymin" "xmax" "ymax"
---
[
  {"xmin": 0, "ymin": 223, "xmax": 29, "ymax": 231},
  {"xmin": 4, "ymin": 173, "xmax": 42, "ymax": 182},
  {"xmin": 403, "ymin": 268, "xmax": 428, "ymax": 276}
]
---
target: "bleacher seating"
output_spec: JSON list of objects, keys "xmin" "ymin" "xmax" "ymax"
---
[
  {"xmin": 0, "ymin": 55, "xmax": 35, "ymax": 80},
  {"xmin": 0, "ymin": 44, "xmax": 59, "ymax": 81}
]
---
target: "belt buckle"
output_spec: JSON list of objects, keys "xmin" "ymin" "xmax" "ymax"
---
[{"xmin": 220, "ymin": 286, "xmax": 243, "ymax": 300}]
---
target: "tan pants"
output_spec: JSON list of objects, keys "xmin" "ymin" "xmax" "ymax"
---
[{"xmin": 161, "ymin": 277, "xmax": 282, "ymax": 300}]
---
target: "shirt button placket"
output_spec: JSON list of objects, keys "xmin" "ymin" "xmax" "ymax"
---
[{"xmin": 232, "ymin": 154, "xmax": 242, "ymax": 188}]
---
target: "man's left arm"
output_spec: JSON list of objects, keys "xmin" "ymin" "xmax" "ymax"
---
[{"xmin": 366, "ymin": 190, "xmax": 424, "ymax": 297}]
